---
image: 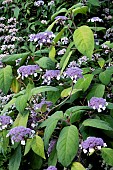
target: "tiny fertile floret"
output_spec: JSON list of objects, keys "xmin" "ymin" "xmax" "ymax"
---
[
  {"xmin": 0, "ymin": 115, "xmax": 13, "ymax": 131},
  {"xmin": 80, "ymin": 137, "xmax": 107, "ymax": 154},
  {"xmin": 6, "ymin": 126, "xmax": 35, "ymax": 145},
  {"xmin": 88, "ymin": 97, "xmax": 108, "ymax": 112}
]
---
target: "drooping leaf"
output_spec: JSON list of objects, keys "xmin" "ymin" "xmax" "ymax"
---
[
  {"xmin": 72, "ymin": 6, "xmax": 88, "ymax": 15},
  {"xmin": 82, "ymin": 119, "xmax": 113, "ymax": 131},
  {"xmin": 87, "ymin": 84, "xmax": 105, "ymax": 100},
  {"xmin": 36, "ymin": 57, "xmax": 55, "ymax": 70},
  {"xmin": 99, "ymin": 71, "xmax": 111, "ymax": 85},
  {"xmin": 9, "ymin": 145, "xmax": 21, "ymax": 170},
  {"xmin": 53, "ymin": 27, "xmax": 66, "ymax": 44},
  {"xmin": 46, "ymin": 20, "xmax": 57, "ymax": 31},
  {"xmin": 14, "ymin": 6, "xmax": 20, "ymax": 19},
  {"xmin": 71, "ymin": 162, "xmax": 86, "ymax": 170},
  {"xmin": 101, "ymin": 148, "xmax": 113, "ymax": 166},
  {"xmin": 88, "ymin": 0, "xmax": 100, "ymax": 6},
  {"xmin": 15, "ymin": 94, "xmax": 28, "ymax": 114},
  {"xmin": 98, "ymin": 58, "xmax": 105, "ymax": 68},
  {"xmin": 73, "ymin": 25, "xmax": 94, "ymax": 59},
  {"xmin": 90, "ymin": 27, "xmax": 106, "ymax": 32},
  {"xmin": 0, "ymin": 65, "xmax": 13, "ymax": 94},
  {"xmin": 49, "ymin": 46, "xmax": 56, "ymax": 62},
  {"xmin": 24, "ymin": 138, "xmax": 33, "ymax": 156},
  {"xmin": 31, "ymin": 86, "xmax": 58, "ymax": 96},
  {"xmin": 31, "ymin": 136, "xmax": 45, "ymax": 159},
  {"xmin": 61, "ymin": 87, "xmax": 82, "ymax": 98},
  {"xmin": 51, "ymin": 8, "xmax": 67, "ymax": 20},
  {"xmin": 13, "ymin": 112, "xmax": 29, "ymax": 128},
  {"xmin": 48, "ymin": 146, "xmax": 57, "ymax": 166},
  {"xmin": 68, "ymin": 3, "xmax": 83, "ymax": 12},
  {"xmin": 11, "ymin": 78, "xmax": 21, "ymax": 93},
  {"xmin": 30, "ymin": 152, "xmax": 43, "ymax": 170},
  {"xmin": 57, "ymin": 125, "xmax": 79, "ymax": 167}
]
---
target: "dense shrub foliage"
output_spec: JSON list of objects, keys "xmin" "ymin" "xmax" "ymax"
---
[{"xmin": 0, "ymin": 0, "xmax": 113, "ymax": 169}]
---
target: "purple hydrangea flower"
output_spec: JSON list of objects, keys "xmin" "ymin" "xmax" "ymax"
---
[
  {"xmin": 63, "ymin": 66, "xmax": 83, "ymax": 83},
  {"xmin": 55, "ymin": 16, "xmax": 67, "ymax": 24},
  {"xmin": 47, "ymin": 139, "xmax": 57, "ymax": 156},
  {"xmin": 17, "ymin": 65, "xmax": 40, "ymax": 79},
  {"xmin": 6, "ymin": 126, "xmax": 35, "ymax": 145},
  {"xmin": 47, "ymin": 166, "xmax": 57, "ymax": 170},
  {"xmin": 34, "ymin": 99, "xmax": 53, "ymax": 110},
  {"xmin": 0, "ymin": 115, "xmax": 13, "ymax": 131},
  {"xmin": 87, "ymin": 17, "xmax": 103, "ymax": 22},
  {"xmin": 29, "ymin": 31, "xmax": 55, "ymax": 46},
  {"xmin": 57, "ymin": 48, "xmax": 66, "ymax": 55},
  {"xmin": 42, "ymin": 70, "xmax": 60, "ymax": 85},
  {"xmin": 34, "ymin": 0, "xmax": 44, "ymax": 6},
  {"xmin": 80, "ymin": 137, "xmax": 107, "ymax": 154},
  {"xmin": 88, "ymin": 97, "xmax": 108, "ymax": 112}
]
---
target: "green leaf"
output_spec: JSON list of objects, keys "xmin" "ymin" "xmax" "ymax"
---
[
  {"xmin": 39, "ymin": 111, "xmax": 63, "ymax": 128},
  {"xmin": 72, "ymin": 6, "xmax": 88, "ymax": 15},
  {"xmin": 30, "ymin": 153, "xmax": 43, "ymax": 170},
  {"xmin": 70, "ymin": 110, "xmax": 86, "ymax": 124},
  {"xmin": 65, "ymin": 106, "xmax": 91, "ymax": 117},
  {"xmin": 11, "ymin": 78, "xmax": 21, "ymax": 93},
  {"xmin": 68, "ymin": 3, "xmax": 83, "ymax": 11},
  {"xmin": 99, "ymin": 71, "xmax": 111, "ymax": 85},
  {"xmin": 36, "ymin": 57, "xmax": 55, "ymax": 70},
  {"xmin": 90, "ymin": 27, "xmax": 106, "ymax": 32},
  {"xmin": 49, "ymin": 46, "xmax": 56, "ymax": 62},
  {"xmin": 88, "ymin": 0, "xmax": 100, "ymax": 6},
  {"xmin": 57, "ymin": 125, "xmax": 79, "ymax": 167},
  {"xmin": 71, "ymin": 162, "xmax": 86, "ymax": 170},
  {"xmin": 9, "ymin": 145, "xmax": 21, "ymax": 170},
  {"xmin": 74, "ymin": 74, "xmax": 93, "ymax": 92},
  {"xmin": 101, "ymin": 148, "xmax": 113, "ymax": 166},
  {"xmin": 44, "ymin": 120, "xmax": 58, "ymax": 150},
  {"xmin": 31, "ymin": 86, "xmax": 58, "ymax": 96},
  {"xmin": 1, "ymin": 98, "xmax": 16, "ymax": 114},
  {"xmin": 98, "ymin": 58, "xmax": 105, "ymax": 68},
  {"xmin": 13, "ymin": 112, "xmax": 29, "ymax": 128},
  {"xmin": 2, "ymin": 52, "xmax": 30, "ymax": 64},
  {"xmin": 0, "ymin": 65, "xmax": 13, "ymax": 94},
  {"xmin": 24, "ymin": 139, "xmax": 33, "ymax": 155},
  {"xmin": 73, "ymin": 25, "xmax": 94, "ymax": 59},
  {"xmin": 46, "ymin": 20, "xmax": 57, "ymax": 31},
  {"xmin": 48, "ymin": 146, "xmax": 57, "ymax": 166},
  {"xmin": 61, "ymin": 51, "xmax": 73, "ymax": 74},
  {"xmin": 14, "ymin": 6, "xmax": 20, "ymax": 19},
  {"xmin": 53, "ymin": 27, "xmax": 66, "ymax": 44},
  {"xmin": 82, "ymin": 119, "xmax": 113, "ymax": 131},
  {"xmin": 51, "ymin": 8, "xmax": 67, "ymax": 20},
  {"xmin": 61, "ymin": 87, "xmax": 82, "ymax": 98},
  {"xmin": 15, "ymin": 94, "xmax": 28, "ymax": 114},
  {"xmin": 60, "ymin": 42, "xmax": 74, "ymax": 68},
  {"xmin": 87, "ymin": 84, "xmax": 105, "ymax": 100},
  {"xmin": 31, "ymin": 136, "xmax": 45, "ymax": 159}
]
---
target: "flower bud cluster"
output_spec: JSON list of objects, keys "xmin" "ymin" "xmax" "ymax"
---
[
  {"xmin": 29, "ymin": 31, "xmax": 55, "ymax": 46},
  {"xmin": 0, "ymin": 115, "xmax": 13, "ymax": 131},
  {"xmin": 17, "ymin": 65, "xmax": 41, "ymax": 79},
  {"xmin": 88, "ymin": 97, "xmax": 108, "ymax": 112},
  {"xmin": 6, "ymin": 126, "xmax": 35, "ymax": 145},
  {"xmin": 80, "ymin": 137, "xmax": 107, "ymax": 154}
]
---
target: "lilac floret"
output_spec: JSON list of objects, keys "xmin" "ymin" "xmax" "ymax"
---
[
  {"xmin": 88, "ymin": 97, "xmax": 108, "ymax": 112},
  {"xmin": 34, "ymin": 99, "xmax": 53, "ymax": 110},
  {"xmin": 34, "ymin": 0, "xmax": 44, "ymax": 6},
  {"xmin": 17, "ymin": 65, "xmax": 40, "ymax": 79},
  {"xmin": 29, "ymin": 31, "xmax": 54, "ymax": 46},
  {"xmin": 55, "ymin": 16, "xmax": 67, "ymax": 21},
  {"xmin": 87, "ymin": 17, "xmax": 103, "ymax": 22},
  {"xmin": 47, "ymin": 166, "xmax": 57, "ymax": 170},
  {"xmin": 6, "ymin": 126, "xmax": 35, "ymax": 145},
  {"xmin": 63, "ymin": 67, "xmax": 83, "ymax": 83},
  {"xmin": 42, "ymin": 70, "xmax": 60, "ymax": 85},
  {"xmin": 80, "ymin": 137, "xmax": 107, "ymax": 154},
  {"xmin": 0, "ymin": 115, "xmax": 13, "ymax": 131}
]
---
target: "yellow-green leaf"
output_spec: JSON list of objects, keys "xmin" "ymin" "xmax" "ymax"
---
[{"xmin": 71, "ymin": 162, "xmax": 85, "ymax": 170}]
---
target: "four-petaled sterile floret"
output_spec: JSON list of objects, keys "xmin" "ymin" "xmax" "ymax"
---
[
  {"xmin": 6, "ymin": 126, "xmax": 35, "ymax": 145},
  {"xmin": 42, "ymin": 70, "xmax": 60, "ymax": 85},
  {"xmin": 80, "ymin": 137, "xmax": 107, "ymax": 154},
  {"xmin": 0, "ymin": 115, "xmax": 13, "ymax": 131},
  {"xmin": 17, "ymin": 65, "xmax": 40, "ymax": 79},
  {"xmin": 88, "ymin": 97, "xmax": 108, "ymax": 112}
]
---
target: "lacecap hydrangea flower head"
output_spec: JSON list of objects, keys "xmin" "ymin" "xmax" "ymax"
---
[
  {"xmin": 6, "ymin": 126, "xmax": 35, "ymax": 145},
  {"xmin": 88, "ymin": 97, "xmax": 108, "ymax": 112},
  {"xmin": 80, "ymin": 137, "xmax": 107, "ymax": 154},
  {"xmin": 0, "ymin": 115, "xmax": 13, "ymax": 131}
]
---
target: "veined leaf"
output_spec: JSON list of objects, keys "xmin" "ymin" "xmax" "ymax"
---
[
  {"xmin": 61, "ymin": 87, "xmax": 82, "ymax": 98},
  {"xmin": 14, "ymin": 6, "xmax": 20, "ymax": 19},
  {"xmin": 82, "ymin": 119, "xmax": 113, "ymax": 131},
  {"xmin": 15, "ymin": 94, "xmax": 28, "ymax": 114},
  {"xmin": 53, "ymin": 27, "xmax": 66, "ymax": 44},
  {"xmin": 0, "ymin": 65, "xmax": 13, "ymax": 94},
  {"xmin": 71, "ymin": 162, "xmax": 86, "ymax": 170},
  {"xmin": 49, "ymin": 46, "xmax": 56, "ymax": 62},
  {"xmin": 73, "ymin": 25, "xmax": 94, "ymax": 59},
  {"xmin": 31, "ymin": 135, "xmax": 45, "ymax": 159},
  {"xmin": 13, "ymin": 112, "xmax": 29, "ymax": 128},
  {"xmin": 98, "ymin": 58, "xmax": 105, "ymax": 68},
  {"xmin": 101, "ymin": 148, "xmax": 113, "ymax": 166},
  {"xmin": 88, "ymin": 0, "xmax": 100, "ymax": 6},
  {"xmin": 99, "ymin": 71, "xmax": 111, "ymax": 85},
  {"xmin": 36, "ymin": 57, "xmax": 55, "ymax": 70},
  {"xmin": 72, "ymin": 6, "xmax": 88, "ymax": 15},
  {"xmin": 57, "ymin": 125, "xmax": 79, "ymax": 167},
  {"xmin": 24, "ymin": 138, "xmax": 33, "ymax": 155}
]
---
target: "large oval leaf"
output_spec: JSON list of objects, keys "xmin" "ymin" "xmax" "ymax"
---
[
  {"xmin": 71, "ymin": 162, "xmax": 85, "ymax": 170},
  {"xmin": 73, "ymin": 25, "xmax": 94, "ymax": 59},
  {"xmin": 57, "ymin": 125, "xmax": 79, "ymax": 167},
  {"xmin": 101, "ymin": 148, "xmax": 113, "ymax": 166}
]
